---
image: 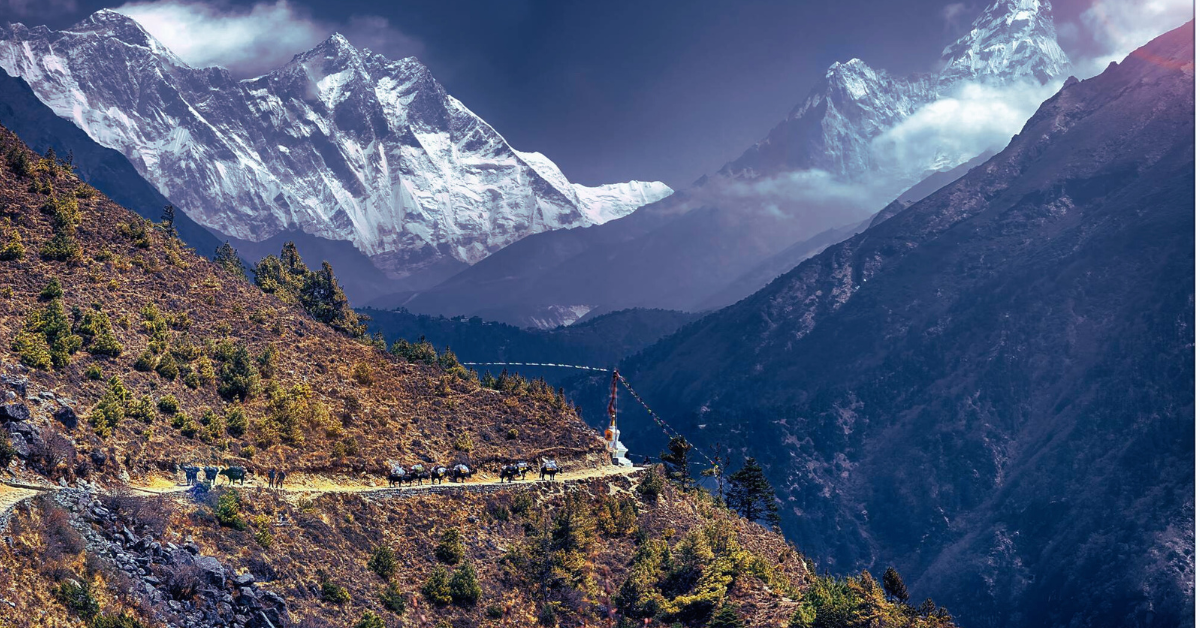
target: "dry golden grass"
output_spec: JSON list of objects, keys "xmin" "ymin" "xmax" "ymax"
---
[{"xmin": 0, "ymin": 125, "xmax": 605, "ymax": 487}]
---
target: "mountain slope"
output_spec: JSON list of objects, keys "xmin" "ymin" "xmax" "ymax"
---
[
  {"xmin": 0, "ymin": 122, "xmax": 956, "ymax": 628},
  {"xmin": 0, "ymin": 10, "xmax": 670, "ymax": 282},
  {"xmin": 0, "ymin": 68, "xmax": 224, "ymax": 260},
  {"xmin": 382, "ymin": 0, "xmax": 1071, "ymax": 326},
  {"xmin": 361, "ymin": 307, "xmax": 700, "ymax": 384},
  {"xmin": 593, "ymin": 22, "xmax": 1194, "ymax": 628}
]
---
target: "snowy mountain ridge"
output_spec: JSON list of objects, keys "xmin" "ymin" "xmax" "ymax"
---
[
  {"xmin": 721, "ymin": 0, "xmax": 1070, "ymax": 182},
  {"xmin": 0, "ymin": 10, "xmax": 671, "ymax": 279}
]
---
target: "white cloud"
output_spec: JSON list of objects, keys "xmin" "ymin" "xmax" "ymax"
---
[
  {"xmin": 942, "ymin": 2, "xmax": 971, "ymax": 33},
  {"xmin": 1072, "ymin": 0, "xmax": 1193, "ymax": 77},
  {"xmin": 871, "ymin": 80, "xmax": 1061, "ymax": 182},
  {"xmin": 113, "ymin": 0, "xmax": 422, "ymax": 78}
]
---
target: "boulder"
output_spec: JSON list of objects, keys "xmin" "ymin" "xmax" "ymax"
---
[
  {"xmin": 90, "ymin": 449, "xmax": 108, "ymax": 468},
  {"xmin": 53, "ymin": 407, "xmax": 78, "ymax": 430},
  {"xmin": 193, "ymin": 556, "xmax": 225, "ymax": 586},
  {"xmin": 1, "ymin": 376, "xmax": 27, "ymax": 397},
  {"xmin": 0, "ymin": 403, "xmax": 30, "ymax": 423},
  {"xmin": 7, "ymin": 432, "xmax": 29, "ymax": 459}
]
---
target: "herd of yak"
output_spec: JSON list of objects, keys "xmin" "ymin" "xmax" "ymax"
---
[{"xmin": 180, "ymin": 458, "xmax": 560, "ymax": 488}]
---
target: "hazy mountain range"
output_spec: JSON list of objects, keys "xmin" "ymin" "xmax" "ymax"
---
[{"xmin": 376, "ymin": 0, "xmax": 1073, "ymax": 327}]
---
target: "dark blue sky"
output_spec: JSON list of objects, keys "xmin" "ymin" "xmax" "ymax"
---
[{"xmin": 7, "ymin": 0, "xmax": 1123, "ymax": 189}]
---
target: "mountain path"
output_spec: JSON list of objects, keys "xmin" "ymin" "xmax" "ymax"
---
[
  {"xmin": 0, "ymin": 464, "xmax": 644, "ymax": 525},
  {"xmin": 128, "ymin": 464, "xmax": 643, "ymax": 496}
]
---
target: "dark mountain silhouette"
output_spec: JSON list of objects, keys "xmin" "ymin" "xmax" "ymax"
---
[
  {"xmin": 361, "ymin": 307, "xmax": 699, "ymax": 384},
  {"xmin": 577, "ymin": 23, "xmax": 1195, "ymax": 628}
]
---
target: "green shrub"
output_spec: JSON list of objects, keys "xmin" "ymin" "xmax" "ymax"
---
[
  {"xmin": 74, "ymin": 306, "xmax": 123, "ymax": 357},
  {"xmin": 380, "ymin": 581, "xmax": 407, "ymax": 614},
  {"xmin": 353, "ymin": 611, "xmax": 385, "ymax": 628},
  {"xmin": 16, "ymin": 298, "xmax": 81, "ymax": 369},
  {"xmin": 39, "ymin": 195, "xmax": 82, "ymax": 262},
  {"xmin": 510, "ymin": 492, "xmax": 534, "ymax": 518},
  {"xmin": 13, "ymin": 329, "xmax": 52, "ymax": 369},
  {"xmin": 421, "ymin": 566, "xmax": 452, "ymax": 606},
  {"xmin": 133, "ymin": 349, "xmax": 157, "ymax": 372},
  {"xmin": 127, "ymin": 395, "xmax": 154, "ymax": 424},
  {"xmin": 638, "ymin": 466, "xmax": 666, "ymax": 503},
  {"xmin": 251, "ymin": 514, "xmax": 273, "ymax": 549},
  {"xmin": 368, "ymin": 545, "xmax": 397, "ymax": 580},
  {"xmin": 89, "ymin": 376, "xmax": 130, "ymax": 437},
  {"xmin": 213, "ymin": 489, "xmax": 246, "ymax": 530},
  {"xmin": 318, "ymin": 571, "xmax": 350, "ymax": 604},
  {"xmin": 452, "ymin": 433, "xmax": 473, "ymax": 453},
  {"xmin": 225, "ymin": 405, "xmax": 248, "ymax": 437},
  {"xmin": 40, "ymin": 277, "xmax": 63, "ymax": 300},
  {"xmin": 449, "ymin": 562, "xmax": 481, "ymax": 606},
  {"xmin": 155, "ymin": 352, "xmax": 179, "ymax": 381},
  {"xmin": 0, "ymin": 226, "xmax": 23, "ymax": 261},
  {"xmin": 6, "ymin": 147, "xmax": 31, "ymax": 178},
  {"xmin": 506, "ymin": 428, "xmax": 518, "ymax": 440},
  {"xmin": 157, "ymin": 394, "xmax": 179, "ymax": 415},
  {"xmin": 351, "ymin": 361, "xmax": 372, "ymax": 386},
  {"xmin": 54, "ymin": 579, "xmax": 99, "ymax": 620},
  {"xmin": 435, "ymin": 528, "xmax": 464, "ymax": 564},
  {"xmin": 216, "ymin": 342, "xmax": 259, "ymax": 401},
  {"xmin": 0, "ymin": 431, "xmax": 16, "ymax": 469},
  {"xmin": 486, "ymin": 604, "xmax": 504, "ymax": 619},
  {"xmin": 709, "ymin": 604, "xmax": 744, "ymax": 628},
  {"xmin": 170, "ymin": 411, "xmax": 198, "ymax": 438}
]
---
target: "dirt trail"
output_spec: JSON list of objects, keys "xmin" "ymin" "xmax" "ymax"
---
[
  {"xmin": 129, "ymin": 464, "xmax": 643, "ymax": 496},
  {"xmin": 0, "ymin": 466, "xmax": 643, "ymax": 525}
]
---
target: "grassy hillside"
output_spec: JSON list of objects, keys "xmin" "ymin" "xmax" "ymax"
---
[{"xmin": 0, "ymin": 124, "xmax": 962, "ymax": 628}]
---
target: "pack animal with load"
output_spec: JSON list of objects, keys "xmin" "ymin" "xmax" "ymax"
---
[{"xmin": 539, "ymin": 458, "xmax": 559, "ymax": 481}]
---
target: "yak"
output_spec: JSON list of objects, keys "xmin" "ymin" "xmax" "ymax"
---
[
  {"xmin": 388, "ymin": 465, "xmax": 406, "ymax": 488},
  {"xmin": 431, "ymin": 466, "xmax": 448, "ymax": 485},
  {"xmin": 183, "ymin": 465, "xmax": 200, "ymax": 486},
  {"xmin": 408, "ymin": 464, "xmax": 430, "ymax": 486},
  {"xmin": 500, "ymin": 462, "xmax": 530, "ymax": 483},
  {"xmin": 203, "ymin": 466, "xmax": 219, "ymax": 486},
  {"xmin": 540, "ymin": 459, "xmax": 559, "ymax": 481},
  {"xmin": 219, "ymin": 466, "xmax": 248, "ymax": 485},
  {"xmin": 451, "ymin": 464, "xmax": 474, "ymax": 483}
]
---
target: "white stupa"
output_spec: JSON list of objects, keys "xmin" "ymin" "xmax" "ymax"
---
[
  {"xmin": 605, "ymin": 370, "xmax": 633, "ymax": 467},
  {"xmin": 605, "ymin": 417, "xmax": 633, "ymax": 467}
]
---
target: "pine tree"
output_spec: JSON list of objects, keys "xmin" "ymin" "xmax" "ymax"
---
[
  {"xmin": 449, "ymin": 562, "xmax": 481, "ymax": 606},
  {"xmin": 160, "ymin": 204, "xmax": 176, "ymax": 236},
  {"xmin": 725, "ymin": 457, "xmax": 780, "ymax": 526},
  {"xmin": 214, "ymin": 242, "xmax": 244, "ymax": 276},
  {"xmin": 882, "ymin": 566, "xmax": 909, "ymax": 604},
  {"xmin": 709, "ymin": 604, "xmax": 744, "ymax": 628},
  {"xmin": 660, "ymin": 435, "xmax": 693, "ymax": 487}
]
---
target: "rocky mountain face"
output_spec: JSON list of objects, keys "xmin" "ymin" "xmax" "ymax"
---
[
  {"xmin": 383, "ymin": 0, "xmax": 1070, "ymax": 327},
  {"xmin": 589, "ymin": 23, "xmax": 1194, "ymax": 628},
  {"xmin": 0, "ymin": 10, "xmax": 671, "ymax": 283}
]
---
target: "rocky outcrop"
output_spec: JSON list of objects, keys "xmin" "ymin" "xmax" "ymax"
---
[{"xmin": 59, "ymin": 488, "xmax": 289, "ymax": 628}]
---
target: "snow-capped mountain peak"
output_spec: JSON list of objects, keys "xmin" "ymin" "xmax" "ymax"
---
[
  {"xmin": 721, "ymin": 0, "xmax": 1069, "ymax": 184},
  {"xmin": 939, "ymin": 0, "xmax": 1070, "ymax": 84},
  {"xmin": 0, "ymin": 11, "xmax": 672, "ymax": 281}
]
